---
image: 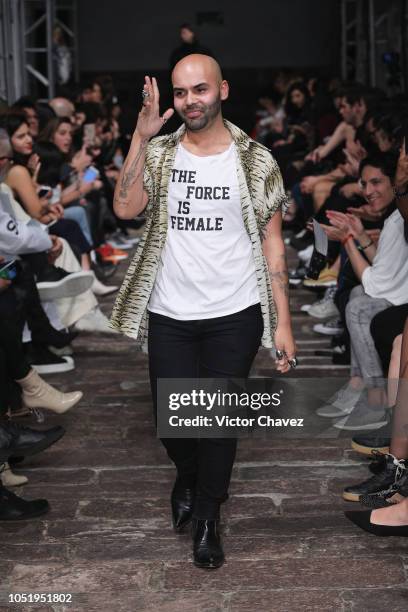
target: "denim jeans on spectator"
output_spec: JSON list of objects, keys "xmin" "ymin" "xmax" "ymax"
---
[
  {"xmin": 346, "ymin": 284, "xmax": 391, "ymax": 387},
  {"xmin": 148, "ymin": 303, "xmax": 264, "ymax": 519},
  {"xmin": 63, "ymin": 206, "xmax": 93, "ymax": 247}
]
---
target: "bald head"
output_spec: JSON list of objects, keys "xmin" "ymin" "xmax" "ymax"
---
[
  {"xmin": 172, "ymin": 54, "xmax": 223, "ymax": 87},
  {"xmin": 171, "ymin": 54, "xmax": 228, "ymax": 132},
  {"xmin": 49, "ymin": 97, "xmax": 75, "ymax": 118}
]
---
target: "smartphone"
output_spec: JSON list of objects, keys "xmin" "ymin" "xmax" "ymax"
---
[
  {"xmin": 0, "ymin": 259, "xmax": 17, "ymax": 280},
  {"xmin": 83, "ymin": 165, "xmax": 100, "ymax": 183},
  {"xmin": 37, "ymin": 186, "xmax": 52, "ymax": 198},
  {"xmin": 84, "ymin": 123, "xmax": 96, "ymax": 145}
]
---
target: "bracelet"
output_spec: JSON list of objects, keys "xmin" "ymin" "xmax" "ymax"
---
[
  {"xmin": 359, "ymin": 238, "xmax": 373, "ymax": 250},
  {"xmin": 341, "ymin": 234, "xmax": 353, "ymax": 245}
]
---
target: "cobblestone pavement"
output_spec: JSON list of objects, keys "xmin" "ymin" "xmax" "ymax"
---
[{"xmin": 1, "ymin": 240, "xmax": 408, "ymax": 612}]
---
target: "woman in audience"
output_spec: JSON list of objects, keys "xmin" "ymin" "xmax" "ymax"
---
[{"xmin": 345, "ymin": 316, "xmax": 408, "ymax": 536}]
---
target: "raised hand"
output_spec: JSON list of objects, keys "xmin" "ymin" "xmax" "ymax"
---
[{"xmin": 135, "ymin": 76, "xmax": 174, "ymax": 140}]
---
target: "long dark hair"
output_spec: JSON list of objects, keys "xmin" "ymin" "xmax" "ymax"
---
[
  {"xmin": 0, "ymin": 111, "xmax": 31, "ymax": 166},
  {"xmin": 34, "ymin": 141, "xmax": 64, "ymax": 187},
  {"xmin": 284, "ymin": 81, "xmax": 312, "ymax": 121},
  {"xmin": 39, "ymin": 116, "xmax": 72, "ymax": 158}
]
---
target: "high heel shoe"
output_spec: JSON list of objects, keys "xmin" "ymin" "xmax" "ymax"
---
[
  {"xmin": 192, "ymin": 518, "xmax": 224, "ymax": 569},
  {"xmin": 345, "ymin": 510, "xmax": 408, "ymax": 536},
  {"xmin": 16, "ymin": 369, "xmax": 83, "ymax": 414},
  {"xmin": 171, "ymin": 480, "xmax": 195, "ymax": 532}
]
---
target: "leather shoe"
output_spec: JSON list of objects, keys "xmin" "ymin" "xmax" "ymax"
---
[
  {"xmin": 192, "ymin": 518, "xmax": 224, "ymax": 569},
  {"xmin": 0, "ymin": 485, "xmax": 49, "ymax": 520},
  {"xmin": 0, "ymin": 421, "xmax": 65, "ymax": 462},
  {"xmin": 171, "ymin": 480, "xmax": 195, "ymax": 532}
]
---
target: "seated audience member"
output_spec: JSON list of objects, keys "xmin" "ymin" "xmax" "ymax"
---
[{"xmin": 345, "ymin": 317, "xmax": 408, "ymax": 537}]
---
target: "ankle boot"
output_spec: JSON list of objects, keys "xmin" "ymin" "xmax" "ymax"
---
[
  {"xmin": 171, "ymin": 479, "xmax": 195, "ymax": 532},
  {"xmin": 192, "ymin": 518, "xmax": 224, "ymax": 569},
  {"xmin": 0, "ymin": 462, "xmax": 28, "ymax": 487},
  {"xmin": 17, "ymin": 369, "xmax": 83, "ymax": 414}
]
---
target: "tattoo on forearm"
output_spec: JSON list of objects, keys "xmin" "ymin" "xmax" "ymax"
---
[
  {"xmin": 269, "ymin": 254, "xmax": 289, "ymax": 298},
  {"xmin": 117, "ymin": 139, "xmax": 148, "ymax": 204}
]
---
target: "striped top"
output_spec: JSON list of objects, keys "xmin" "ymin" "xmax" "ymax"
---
[{"xmin": 110, "ymin": 119, "xmax": 288, "ymax": 349}]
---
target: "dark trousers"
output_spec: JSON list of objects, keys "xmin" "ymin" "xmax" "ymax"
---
[
  {"xmin": 370, "ymin": 304, "xmax": 408, "ymax": 373},
  {"xmin": 0, "ymin": 319, "xmax": 30, "ymax": 415},
  {"xmin": 148, "ymin": 303, "xmax": 264, "ymax": 519}
]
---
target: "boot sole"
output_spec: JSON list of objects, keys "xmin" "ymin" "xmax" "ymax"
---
[
  {"xmin": 36, "ymin": 274, "xmax": 94, "ymax": 301},
  {"xmin": 7, "ymin": 429, "xmax": 65, "ymax": 459},
  {"xmin": 351, "ymin": 440, "xmax": 390, "ymax": 455},
  {"xmin": 343, "ymin": 491, "xmax": 361, "ymax": 502},
  {"xmin": 193, "ymin": 558, "xmax": 224, "ymax": 569}
]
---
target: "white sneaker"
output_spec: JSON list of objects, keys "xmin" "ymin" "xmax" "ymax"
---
[
  {"xmin": 308, "ymin": 288, "xmax": 339, "ymax": 319},
  {"xmin": 1, "ymin": 462, "xmax": 28, "ymax": 487},
  {"xmin": 316, "ymin": 384, "xmax": 363, "ymax": 418},
  {"xmin": 32, "ymin": 355, "xmax": 75, "ymax": 374},
  {"xmin": 74, "ymin": 307, "xmax": 119, "ymax": 334},
  {"xmin": 313, "ymin": 318, "xmax": 344, "ymax": 336},
  {"xmin": 37, "ymin": 271, "xmax": 94, "ymax": 301},
  {"xmin": 91, "ymin": 272, "xmax": 118, "ymax": 297},
  {"xmin": 298, "ymin": 244, "xmax": 314, "ymax": 264}
]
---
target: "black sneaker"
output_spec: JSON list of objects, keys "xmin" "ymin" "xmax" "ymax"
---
[
  {"xmin": 0, "ymin": 420, "xmax": 65, "ymax": 461},
  {"xmin": 0, "ymin": 484, "xmax": 49, "ymax": 520},
  {"xmin": 360, "ymin": 471, "xmax": 408, "ymax": 509},
  {"xmin": 343, "ymin": 452, "xmax": 407, "ymax": 502},
  {"xmin": 351, "ymin": 424, "xmax": 391, "ymax": 456},
  {"xmin": 24, "ymin": 344, "xmax": 75, "ymax": 374}
]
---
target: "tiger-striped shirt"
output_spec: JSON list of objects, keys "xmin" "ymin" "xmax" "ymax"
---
[{"xmin": 110, "ymin": 119, "xmax": 288, "ymax": 349}]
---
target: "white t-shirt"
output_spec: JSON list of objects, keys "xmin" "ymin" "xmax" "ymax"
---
[
  {"xmin": 148, "ymin": 142, "xmax": 260, "ymax": 319},
  {"xmin": 362, "ymin": 208, "xmax": 408, "ymax": 305}
]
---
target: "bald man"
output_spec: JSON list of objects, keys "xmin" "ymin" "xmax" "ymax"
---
[
  {"xmin": 112, "ymin": 55, "xmax": 296, "ymax": 569},
  {"xmin": 49, "ymin": 97, "xmax": 75, "ymax": 118}
]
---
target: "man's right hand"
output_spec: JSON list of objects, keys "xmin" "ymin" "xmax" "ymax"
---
[{"xmin": 134, "ymin": 76, "xmax": 174, "ymax": 140}]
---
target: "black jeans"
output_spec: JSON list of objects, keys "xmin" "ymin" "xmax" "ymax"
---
[
  {"xmin": 370, "ymin": 304, "xmax": 408, "ymax": 373},
  {"xmin": 0, "ymin": 318, "xmax": 30, "ymax": 415},
  {"xmin": 148, "ymin": 303, "xmax": 264, "ymax": 519}
]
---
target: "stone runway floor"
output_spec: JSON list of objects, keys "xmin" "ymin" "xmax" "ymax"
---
[{"xmin": 1, "ymin": 239, "xmax": 408, "ymax": 611}]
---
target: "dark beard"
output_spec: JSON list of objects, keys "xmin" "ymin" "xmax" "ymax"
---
[{"xmin": 178, "ymin": 95, "xmax": 222, "ymax": 131}]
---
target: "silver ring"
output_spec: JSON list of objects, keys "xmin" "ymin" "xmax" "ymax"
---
[
  {"xmin": 276, "ymin": 349, "xmax": 284, "ymax": 360},
  {"xmin": 142, "ymin": 90, "xmax": 150, "ymax": 100},
  {"xmin": 288, "ymin": 357, "xmax": 298, "ymax": 369}
]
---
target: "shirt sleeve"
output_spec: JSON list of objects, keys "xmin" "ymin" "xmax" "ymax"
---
[
  {"xmin": 0, "ymin": 209, "xmax": 52, "ymax": 254},
  {"xmin": 260, "ymin": 154, "xmax": 289, "ymax": 231}
]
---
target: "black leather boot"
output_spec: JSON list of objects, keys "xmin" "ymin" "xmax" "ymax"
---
[
  {"xmin": 192, "ymin": 518, "xmax": 224, "ymax": 569},
  {"xmin": 0, "ymin": 484, "xmax": 49, "ymax": 520},
  {"xmin": 171, "ymin": 480, "xmax": 195, "ymax": 532},
  {"xmin": 0, "ymin": 420, "xmax": 65, "ymax": 462}
]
